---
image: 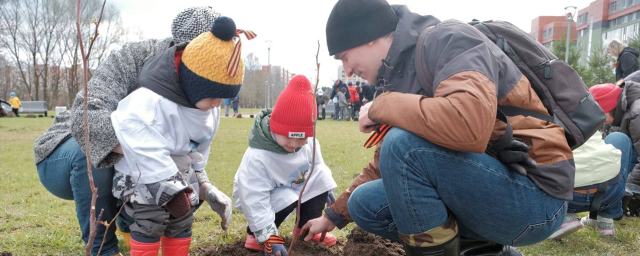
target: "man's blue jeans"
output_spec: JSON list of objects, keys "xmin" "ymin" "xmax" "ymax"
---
[
  {"xmin": 37, "ymin": 138, "xmax": 119, "ymax": 256},
  {"xmin": 568, "ymin": 132, "xmax": 634, "ymax": 218},
  {"xmin": 348, "ymin": 128, "xmax": 566, "ymax": 246}
]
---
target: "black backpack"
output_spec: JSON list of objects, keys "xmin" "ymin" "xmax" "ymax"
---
[{"xmin": 415, "ymin": 20, "xmax": 605, "ymax": 152}]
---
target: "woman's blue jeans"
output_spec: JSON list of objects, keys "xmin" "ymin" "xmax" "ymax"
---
[
  {"xmin": 348, "ymin": 128, "xmax": 567, "ymax": 246},
  {"xmin": 567, "ymin": 132, "xmax": 634, "ymax": 219},
  {"xmin": 37, "ymin": 138, "xmax": 119, "ymax": 256}
]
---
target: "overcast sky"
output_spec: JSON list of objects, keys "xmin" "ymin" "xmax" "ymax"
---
[{"xmin": 109, "ymin": 0, "xmax": 587, "ymax": 86}]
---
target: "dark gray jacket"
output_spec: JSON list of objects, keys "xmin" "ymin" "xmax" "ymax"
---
[
  {"xmin": 616, "ymin": 47, "xmax": 640, "ymax": 81},
  {"xmin": 368, "ymin": 5, "xmax": 574, "ymax": 200},
  {"xmin": 615, "ymin": 71, "xmax": 640, "ymax": 185}
]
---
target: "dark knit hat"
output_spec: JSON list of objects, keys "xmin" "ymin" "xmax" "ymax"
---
[
  {"xmin": 171, "ymin": 6, "xmax": 221, "ymax": 44},
  {"xmin": 271, "ymin": 75, "xmax": 316, "ymax": 138},
  {"xmin": 326, "ymin": 0, "xmax": 398, "ymax": 56},
  {"xmin": 179, "ymin": 17, "xmax": 256, "ymax": 105}
]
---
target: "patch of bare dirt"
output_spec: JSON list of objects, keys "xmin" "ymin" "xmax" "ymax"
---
[{"xmin": 195, "ymin": 227, "xmax": 404, "ymax": 256}]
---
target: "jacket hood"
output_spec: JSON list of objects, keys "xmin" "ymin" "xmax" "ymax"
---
[
  {"xmin": 376, "ymin": 5, "xmax": 440, "ymax": 92},
  {"xmin": 622, "ymin": 71, "xmax": 640, "ymax": 110},
  {"xmin": 620, "ymin": 47, "xmax": 640, "ymax": 59},
  {"xmin": 248, "ymin": 109, "xmax": 298, "ymax": 154},
  {"xmin": 139, "ymin": 42, "xmax": 195, "ymax": 108}
]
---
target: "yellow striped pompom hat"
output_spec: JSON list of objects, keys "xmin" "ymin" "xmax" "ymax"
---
[{"xmin": 179, "ymin": 16, "xmax": 256, "ymax": 105}]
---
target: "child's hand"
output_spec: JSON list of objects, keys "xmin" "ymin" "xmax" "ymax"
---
[
  {"xmin": 202, "ymin": 183, "xmax": 233, "ymax": 232},
  {"xmin": 264, "ymin": 235, "xmax": 287, "ymax": 256}
]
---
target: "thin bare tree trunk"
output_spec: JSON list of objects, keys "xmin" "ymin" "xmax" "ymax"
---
[
  {"xmin": 288, "ymin": 41, "xmax": 322, "ymax": 256},
  {"xmin": 75, "ymin": 0, "xmax": 107, "ymax": 254}
]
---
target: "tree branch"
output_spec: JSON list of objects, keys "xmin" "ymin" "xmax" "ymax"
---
[
  {"xmin": 76, "ymin": 0, "xmax": 106, "ymax": 254},
  {"xmin": 288, "ymin": 40, "xmax": 322, "ymax": 255}
]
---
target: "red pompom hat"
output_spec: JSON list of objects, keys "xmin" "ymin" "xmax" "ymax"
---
[
  {"xmin": 270, "ymin": 75, "xmax": 317, "ymax": 138},
  {"xmin": 589, "ymin": 83, "xmax": 622, "ymax": 113}
]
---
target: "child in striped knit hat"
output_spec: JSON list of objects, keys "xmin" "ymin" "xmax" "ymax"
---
[
  {"xmin": 110, "ymin": 17, "xmax": 254, "ymax": 256},
  {"xmin": 233, "ymin": 75, "xmax": 338, "ymax": 256}
]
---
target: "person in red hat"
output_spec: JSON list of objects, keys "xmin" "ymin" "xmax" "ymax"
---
[
  {"xmin": 232, "ymin": 75, "xmax": 338, "ymax": 256},
  {"xmin": 590, "ymin": 83, "xmax": 622, "ymax": 125},
  {"xmin": 591, "ymin": 72, "xmax": 640, "ymax": 218},
  {"xmin": 545, "ymin": 82, "xmax": 632, "ymax": 238}
]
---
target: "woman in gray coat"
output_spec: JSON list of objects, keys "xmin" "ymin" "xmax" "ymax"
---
[{"xmin": 32, "ymin": 7, "xmax": 231, "ymax": 255}]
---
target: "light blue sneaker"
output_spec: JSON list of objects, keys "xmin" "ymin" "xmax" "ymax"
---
[
  {"xmin": 548, "ymin": 213, "xmax": 582, "ymax": 240},
  {"xmin": 581, "ymin": 216, "xmax": 615, "ymax": 236}
]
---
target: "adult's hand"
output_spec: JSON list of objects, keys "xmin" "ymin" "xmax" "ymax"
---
[
  {"xmin": 497, "ymin": 140, "xmax": 537, "ymax": 176},
  {"xmin": 300, "ymin": 215, "xmax": 336, "ymax": 242},
  {"xmin": 358, "ymin": 102, "xmax": 378, "ymax": 133}
]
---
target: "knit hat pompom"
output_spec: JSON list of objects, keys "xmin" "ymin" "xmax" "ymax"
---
[
  {"xmin": 589, "ymin": 83, "xmax": 622, "ymax": 113},
  {"xmin": 211, "ymin": 16, "xmax": 236, "ymax": 41},
  {"xmin": 270, "ymin": 75, "xmax": 316, "ymax": 138}
]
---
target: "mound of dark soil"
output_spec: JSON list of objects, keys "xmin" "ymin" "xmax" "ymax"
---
[
  {"xmin": 195, "ymin": 227, "xmax": 404, "ymax": 256},
  {"xmin": 343, "ymin": 227, "xmax": 404, "ymax": 256}
]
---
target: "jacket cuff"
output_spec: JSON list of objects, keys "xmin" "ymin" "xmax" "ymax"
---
[
  {"xmin": 324, "ymin": 208, "xmax": 349, "ymax": 229},
  {"xmin": 254, "ymin": 223, "xmax": 279, "ymax": 244},
  {"xmin": 195, "ymin": 170, "xmax": 210, "ymax": 186}
]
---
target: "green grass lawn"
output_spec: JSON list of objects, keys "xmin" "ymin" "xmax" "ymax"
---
[{"xmin": 1, "ymin": 116, "xmax": 640, "ymax": 255}]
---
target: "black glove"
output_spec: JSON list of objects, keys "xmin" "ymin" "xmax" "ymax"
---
[{"xmin": 496, "ymin": 140, "xmax": 537, "ymax": 176}]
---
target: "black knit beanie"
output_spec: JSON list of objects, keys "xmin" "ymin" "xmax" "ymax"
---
[{"xmin": 326, "ymin": 0, "xmax": 399, "ymax": 56}]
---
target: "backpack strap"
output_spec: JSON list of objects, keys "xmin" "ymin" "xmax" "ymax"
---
[
  {"xmin": 574, "ymin": 170, "xmax": 623, "ymax": 220},
  {"xmin": 498, "ymin": 106, "xmax": 553, "ymax": 123},
  {"xmin": 486, "ymin": 109, "xmax": 514, "ymax": 157},
  {"xmin": 415, "ymin": 26, "xmax": 436, "ymax": 97},
  {"xmin": 589, "ymin": 183, "xmax": 609, "ymax": 220}
]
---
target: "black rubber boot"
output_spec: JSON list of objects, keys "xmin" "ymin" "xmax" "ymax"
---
[
  {"xmin": 403, "ymin": 234, "xmax": 460, "ymax": 256},
  {"xmin": 624, "ymin": 183, "xmax": 640, "ymax": 217},
  {"xmin": 460, "ymin": 237, "xmax": 521, "ymax": 256}
]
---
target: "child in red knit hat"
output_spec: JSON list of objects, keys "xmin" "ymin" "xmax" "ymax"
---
[{"xmin": 232, "ymin": 75, "xmax": 338, "ymax": 256}]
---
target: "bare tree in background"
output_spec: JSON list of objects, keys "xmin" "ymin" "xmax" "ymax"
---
[
  {"xmin": 39, "ymin": 0, "xmax": 67, "ymax": 107},
  {"xmin": 19, "ymin": 0, "xmax": 44, "ymax": 101},
  {"xmin": 0, "ymin": 53, "xmax": 8, "ymax": 98},
  {"xmin": 239, "ymin": 52, "xmax": 267, "ymax": 108},
  {"xmin": 0, "ymin": 0, "xmax": 33, "ymax": 99},
  {"xmin": 0, "ymin": 0, "xmax": 123, "ymax": 106}
]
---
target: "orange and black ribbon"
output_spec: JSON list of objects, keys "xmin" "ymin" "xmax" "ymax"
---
[
  {"xmin": 364, "ymin": 124, "xmax": 392, "ymax": 148},
  {"xmin": 227, "ymin": 29, "xmax": 257, "ymax": 77},
  {"xmin": 264, "ymin": 235, "xmax": 285, "ymax": 254}
]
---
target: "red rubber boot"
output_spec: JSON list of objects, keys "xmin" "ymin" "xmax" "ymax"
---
[
  {"xmin": 161, "ymin": 236, "xmax": 191, "ymax": 256},
  {"xmin": 130, "ymin": 238, "xmax": 160, "ymax": 256}
]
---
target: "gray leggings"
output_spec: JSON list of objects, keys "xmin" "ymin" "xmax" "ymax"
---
[{"xmin": 124, "ymin": 202, "xmax": 196, "ymax": 241}]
